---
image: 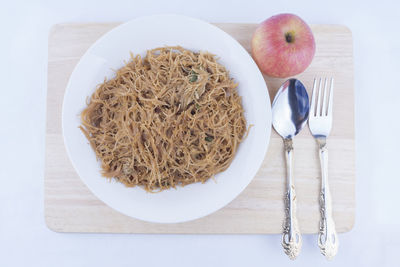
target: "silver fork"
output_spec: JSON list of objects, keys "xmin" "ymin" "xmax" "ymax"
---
[{"xmin": 309, "ymin": 78, "xmax": 338, "ymax": 260}]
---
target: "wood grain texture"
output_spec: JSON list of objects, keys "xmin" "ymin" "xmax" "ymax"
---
[{"xmin": 45, "ymin": 23, "xmax": 355, "ymax": 234}]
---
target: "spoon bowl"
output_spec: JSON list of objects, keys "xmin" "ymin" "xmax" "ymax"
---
[{"xmin": 272, "ymin": 79, "xmax": 310, "ymax": 139}]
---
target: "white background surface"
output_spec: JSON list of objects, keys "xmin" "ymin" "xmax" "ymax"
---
[{"xmin": 1, "ymin": 0, "xmax": 399, "ymax": 266}]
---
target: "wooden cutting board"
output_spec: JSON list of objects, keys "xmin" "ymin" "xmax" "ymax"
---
[{"xmin": 45, "ymin": 23, "xmax": 355, "ymax": 233}]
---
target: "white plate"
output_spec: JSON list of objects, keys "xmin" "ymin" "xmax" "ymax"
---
[{"xmin": 62, "ymin": 14, "xmax": 271, "ymax": 223}]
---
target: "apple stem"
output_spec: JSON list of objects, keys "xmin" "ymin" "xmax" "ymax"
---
[{"xmin": 285, "ymin": 32, "xmax": 295, "ymax": 43}]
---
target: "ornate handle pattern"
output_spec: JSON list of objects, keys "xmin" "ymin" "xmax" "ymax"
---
[
  {"xmin": 281, "ymin": 138, "xmax": 302, "ymax": 260},
  {"xmin": 282, "ymin": 187, "xmax": 302, "ymax": 260},
  {"xmin": 317, "ymin": 139, "xmax": 338, "ymax": 260}
]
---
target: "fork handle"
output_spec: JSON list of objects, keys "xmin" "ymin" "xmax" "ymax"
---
[
  {"xmin": 281, "ymin": 138, "xmax": 302, "ymax": 260},
  {"xmin": 317, "ymin": 139, "xmax": 339, "ymax": 260}
]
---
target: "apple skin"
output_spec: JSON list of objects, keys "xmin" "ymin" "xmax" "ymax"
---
[{"xmin": 251, "ymin": 14, "xmax": 316, "ymax": 78}]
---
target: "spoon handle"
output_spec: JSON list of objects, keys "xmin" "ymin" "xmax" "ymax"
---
[
  {"xmin": 317, "ymin": 139, "xmax": 339, "ymax": 260},
  {"xmin": 281, "ymin": 138, "xmax": 302, "ymax": 260}
]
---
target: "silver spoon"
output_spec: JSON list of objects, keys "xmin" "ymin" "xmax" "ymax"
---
[{"xmin": 272, "ymin": 78, "xmax": 310, "ymax": 260}]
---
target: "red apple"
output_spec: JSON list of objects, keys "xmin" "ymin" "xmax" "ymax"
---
[{"xmin": 251, "ymin": 14, "xmax": 316, "ymax": 78}]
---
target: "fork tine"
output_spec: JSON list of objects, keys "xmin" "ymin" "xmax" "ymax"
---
[
  {"xmin": 316, "ymin": 78, "xmax": 323, "ymax": 116},
  {"xmin": 327, "ymin": 77, "xmax": 334, "ymax": 116},
  {"xmin": 322, "ymin": 78, "xmax": 329, "ymax": 116},
  {"xmin": 310, "ymin": 78, "xmax": 317, "ymax": 116}
]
